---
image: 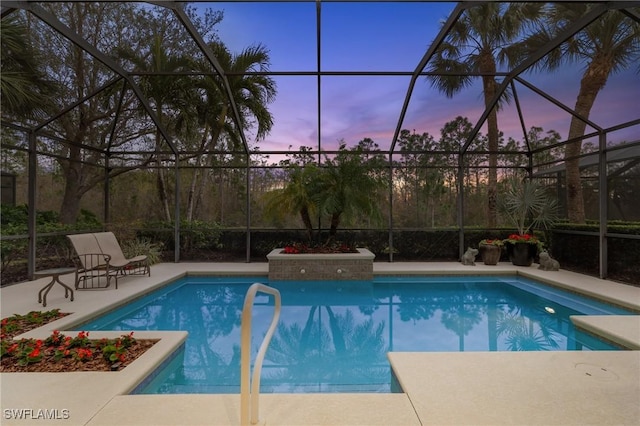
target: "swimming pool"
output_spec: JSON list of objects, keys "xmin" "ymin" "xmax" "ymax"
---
[{"xmin": 80, "ymin": 275, "xmax": 632, "ymax": 394}]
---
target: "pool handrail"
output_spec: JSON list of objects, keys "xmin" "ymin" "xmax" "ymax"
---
[{"xmin": 240, "ymin": 282, "xmax": 281, "ymax": 426}]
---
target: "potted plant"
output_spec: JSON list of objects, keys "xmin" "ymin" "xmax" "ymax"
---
[
  {"xmin": 499, "ymin": 178, "xmax": 557, "ymax": 266},
  {"xmin": 478, "ymin": 239, "xmax": 503, "ymax": 265}
]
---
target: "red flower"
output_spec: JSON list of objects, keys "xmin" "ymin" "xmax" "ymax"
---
[
  {"xmin": 505, "ymin": 234, "xmax": 539, "ymax": 243},
  {"xmin": 77, "ymin": 348, "xmax": 93, "ymax": 360}
]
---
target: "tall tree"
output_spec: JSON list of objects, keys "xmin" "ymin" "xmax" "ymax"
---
[
  {"xmin": 188, "ymin": 41, "xmax": 276, "ymax": 221},
  {"xmin": 27, "ymin": 2, "xmax": 155, "ymax": 224},
  {"xmin": 20, "ymin": 3, "xmax": 223, "ymax": 224},
  {"xmin": 427, "ymin": 3, "xmax": 544, "ymax": 228},
  {"xmin": 523, "ymin": 5, "xmax": 640, "ymax": 222},
  {"xmin": 118, "ymin": 32, "xmax": 199, "ymax": 221},
  {"xmin": 397, "ymin": 130, "xmax": 446, "ymax": 227}
]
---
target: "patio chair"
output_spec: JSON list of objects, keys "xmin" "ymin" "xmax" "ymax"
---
[
  {"xmin": 67, "ymin": 233, "xmax": 118, "ymax": 290},
  {"xmin": 93, "ymin": 232, "xmax": 150, "ymax": 280}
]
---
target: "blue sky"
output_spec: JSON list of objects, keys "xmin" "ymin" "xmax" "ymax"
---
[{"xmin": 203, "ymin": 2, "xmax": 639, "ymax": 154}]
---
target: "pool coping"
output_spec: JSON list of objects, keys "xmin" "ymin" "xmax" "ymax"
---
[{"xmin": 1, "ymin": 261, "xmax": 639, "ymax": 425}]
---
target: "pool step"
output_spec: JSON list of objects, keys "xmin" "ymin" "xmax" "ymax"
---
[{"xmin": 87, "ymin": 393, "xmax": 420, "ymax": 425}]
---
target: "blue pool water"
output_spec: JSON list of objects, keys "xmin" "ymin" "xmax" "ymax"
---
[{"xmin": 80, "ymin": 275, "xmax": 631, "ymax": 394}]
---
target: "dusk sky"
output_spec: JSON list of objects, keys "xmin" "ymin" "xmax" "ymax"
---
[{"xmin": 202, "ymin": 2, "xmax": 639, "ymax": 154}]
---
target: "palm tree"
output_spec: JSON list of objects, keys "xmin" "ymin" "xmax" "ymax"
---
[
  {"xmin": 313, "ymin": 144, "xmax": 386, "ymax": 243},
  {"xmin": 427, "ymin": 3, "xmax": 544, "ymax": 228},
  {"xmin": 188, "ymin": 41, "xmax": 276, "ymax": 221},
  {"xmin": 118, "ymin": 33, "xmax": 197, "ymax": 221},
  {"xmin": 523, "ymin": 5, "xmax": 640, "ymax": 223},
  {"xmin": 263, "ymin": 164, "xmax": 319, "ymax": 241},
  {"xmin": 1, "ymin": 16, "xmax": 57, "ymax": 119}
]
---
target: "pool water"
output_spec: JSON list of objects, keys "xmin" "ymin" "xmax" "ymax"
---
[{"xmin": 80, "ymin": 275, "xmax": 631, "ymax": 394}]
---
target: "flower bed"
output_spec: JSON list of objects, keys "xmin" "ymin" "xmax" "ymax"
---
[
  {"xmin": 1, "ymin": 310, "xmax": 156, "ymax": 372},
  {"xmin": 1, "ymin": 310, "xmax": 69, "ymax": 339}
]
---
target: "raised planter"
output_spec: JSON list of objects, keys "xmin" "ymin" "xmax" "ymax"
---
[{"xmin": 267, "ymin": 248, "xmax": 375, "ymax": 281}]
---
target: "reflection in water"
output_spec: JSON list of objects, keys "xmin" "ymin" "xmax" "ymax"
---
[
  {"xmin": 440, "ymin": 293, "xmax": 486, "ymax": 351},
  {"xmin": 266, "ymin": 307, "xmax": 387, "ymax": 392},
  {"xmin": 497, "ymin": 308, "xmax": 560, "ymax": 351},
  {"xmin": 82, "ymin": 277, "xmax": 627, "ymax": 394}
]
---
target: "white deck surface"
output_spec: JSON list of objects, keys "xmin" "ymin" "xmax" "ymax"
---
[{"xmin": 1, "ymin": 261, "xmax": 639, "ymax": 425}]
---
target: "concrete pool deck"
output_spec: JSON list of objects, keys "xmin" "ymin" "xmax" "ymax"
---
[{"xmin": 1, "ymin": 262, "xmax": 639, "ymax": 425}]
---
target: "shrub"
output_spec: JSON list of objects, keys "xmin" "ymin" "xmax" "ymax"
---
[{"xmin": 121, "ymin": 238, "xmax": 162, "ymax": 265}]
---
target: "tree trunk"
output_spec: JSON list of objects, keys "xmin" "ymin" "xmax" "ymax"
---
[
  {"xmin": 565, "ymin": 58, "xmax": 610, "ymax": 223},
  {"xmin": 186, "ymin": 124, "xmax": 211, "ymax": 221},
  {"xmin": 300, "ymin": 205, "xmax": 314, "ymax": 241},
  {"xmin": 157, "ymin": 167, "xmax": 172, "ymax": 222},
  {"xmin": 154, "ymin": 104, "xmax": 172, "ymax": 221},
  {"xmin": 186, "ymin": 168, "xmax": 200, "ymax": 222},
  {"xmin": 327, "ymin": 212, "xmax": 341, "ymax": 243},
  {"xmin": 59, "ymin": 26, "xmax": 89, "ymax": 225},
  {"xmin": 59, "ymin": 166, "xmax": 83, "ymax": 225},
  {"xmin": 481, "ymin": 53, "xmax": 499, "ymax": 228}
]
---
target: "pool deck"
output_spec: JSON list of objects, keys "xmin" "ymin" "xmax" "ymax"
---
[{"xmin": 1, "ymin": 262, "xmax": 639, "ymax": 425}]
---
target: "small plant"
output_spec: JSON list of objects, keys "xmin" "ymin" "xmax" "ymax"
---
[
  {"xmin": 479, "ymin": 239, "xmax": 504, "ymax": 247},
  {"xmin": 121, "ymin": 238, "xmax": 162, "ymax": 265},
  {"xmin": 503, "ymin": 233, "xmax": 544, "ymax": 250},
  {"xmin": 503, "ymin": 233, "xmax": 538, "ymax": 243},
  {"xmin": 499, "ymin": 178, "xmax": 557, "ymax": 236},
  {"xmin": 95, "ymin": 332, "xmax": 136, "ymax": 363},
  {"xmin": 17, "ymin": 340, "xmax": 44, "ymax": 365}
]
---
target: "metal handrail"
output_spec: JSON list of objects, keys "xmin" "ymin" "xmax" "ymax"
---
[{"xmin": 240, "ymin": 283, "xmax": 281, "ymax": 426}]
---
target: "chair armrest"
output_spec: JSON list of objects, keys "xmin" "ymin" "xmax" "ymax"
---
[{"xmin": 73, "ymin": 253, "xmax": 112, "ymax": 271}]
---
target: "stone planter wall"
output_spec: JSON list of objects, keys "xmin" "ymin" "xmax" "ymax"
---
[{"xmin": 267, "ymin": 248, "xmax": 375, "ymax": 281}]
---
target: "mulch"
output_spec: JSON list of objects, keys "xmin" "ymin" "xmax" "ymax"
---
[{"xmin": 1, "ymin": 312, "xmax": 157, "ymax": 373}]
